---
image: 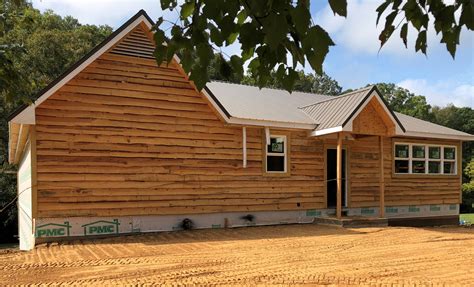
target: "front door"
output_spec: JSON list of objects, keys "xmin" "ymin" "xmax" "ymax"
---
[{"xmin": 327, "ymin": 149, "xmax": 346, "ymax": 208}]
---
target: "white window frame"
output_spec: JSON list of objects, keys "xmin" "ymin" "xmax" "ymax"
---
[
  {"xmin": 266, "ymin": 135, "xmax": 287, "ymax": 173},
  {"xmin": 394, "ymin": 142, "xmax": 457, "ymax": 175}
]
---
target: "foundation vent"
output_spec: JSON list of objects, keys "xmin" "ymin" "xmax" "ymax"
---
[{"xmin": 109, "ymin": 27, "xmax": 155, "ymax": 59}]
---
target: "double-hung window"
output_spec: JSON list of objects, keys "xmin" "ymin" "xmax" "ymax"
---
[
  {"xmin": 394, "ymin": 143, "xmax": 456, "ymax": 175},
  {"xmin": 266, "ymin": 135, "xmax": 287, "ymax": 173}
]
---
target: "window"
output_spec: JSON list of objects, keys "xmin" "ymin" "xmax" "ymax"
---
[
  {"xmin": 266, "ymin": 135, "xmax": 287, "ymax": 173},
  {"xmin": 394, "ymin": 143, "xmax": 456, "ymax": 175}
]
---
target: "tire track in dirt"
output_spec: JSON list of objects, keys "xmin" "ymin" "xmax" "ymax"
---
[{"xmin": 1, "ymin": 225, "xmax": 473, "ymax": 286}]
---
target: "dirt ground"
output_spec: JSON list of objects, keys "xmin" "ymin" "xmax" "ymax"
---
[{"xmin": 0, "ymin": 224, "xmax": 473, "ymax": 286}]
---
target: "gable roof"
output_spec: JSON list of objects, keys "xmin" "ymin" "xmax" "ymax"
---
[
  {"xmin": 299, "ymin": 85, "xmax": 405, "ymax": 135},
  {"xmin": 8, "ymin": 9, "xmax": 154, "ymax": 124}
]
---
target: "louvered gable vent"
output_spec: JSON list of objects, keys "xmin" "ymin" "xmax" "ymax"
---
[{"xmin": 109, "ymin": 26, "xmax": 155, "ymax": 59}]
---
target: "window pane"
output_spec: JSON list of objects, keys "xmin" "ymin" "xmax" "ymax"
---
[
  {"xmin": 412, "ymin": 161, "xmax": 426, "ymax": 174},
  {"xmin": 443, "ymin": 162, "xmax": 455, "ymax": 174},
  {"xmin": 267, "ymin": 156, "xmax": 285, "ymax": 172},
  {"xmin": 444, "ymin": 147, "xmax": 455, "ymax": 160},
  {"xmin": 429, "ymin": 147, "xmax": 441, "ymax": 159},
  {"xmin": 267, "ymin": 137, "xmax": 284, "ymax": 153},
  {"xmin": 395, "ymin": 160, "xmax": 409, "ymax": 173},
  {"xmin": 428, "ymin": 161, "xmax": 441, "ymax": 174},
  {"xmin": 395, "ymin": 145, "xmax": 409, "ymax": 158},
  {"xmin": 412, "ymin": 145, "xmax": 425, "ymax": 159}
]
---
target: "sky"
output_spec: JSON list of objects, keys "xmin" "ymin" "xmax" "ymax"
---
[{"xmin": 31, "ymin": 0, "xmax": 473, "ymax": 108}]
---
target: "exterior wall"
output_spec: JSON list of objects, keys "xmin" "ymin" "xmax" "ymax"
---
[
  {"xmin": 349, "ymin": 136, "xmax": 461, "ymax": 208},
  {"xmin": 18, "ymin": 140, "xmax": 35, "ymax": 250},
  {"xmin": 34, "ymin": 52, "xmax": 327, "ymax": 219},
  {"xmin": 32, "ymin": 42, "xmax": 462, "ymax": 239}
]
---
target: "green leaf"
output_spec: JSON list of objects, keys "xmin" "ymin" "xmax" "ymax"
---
[
  {"xmin": 328, "ymin": 0, "xmax": 347, "ymax": 17},
  {"xmin": 237, "ymin": 10, "xmax": 247, "ymax": 25},
  {"xmin": 376, "ymin": 1, "xmax": 391, "ymax": 25},
  {"xmin": 415, "ymin": 30, "xmax": 427, "ymax": 54},
  {"xmin": 379, "ymin": 24, "xmax": 395, "ymax": 48},
  {"xmin": 440, "ymin": 26, "xmax": 461, "ymax": 59},
  {"xmin": 303, "ymin": 25, "xmax": 334, "ymax": 75},
  {"xmin": 459, "ymin": 2, "xmax": 473, "ymax": 30},
  {"xmin": 290, "ymin": 3, "xmax": 311, "ymax": 35},
  {"xmin": 181, "ymin": 1, "xmax": 195, "ymax": 18},
  {"xmin": 400, "ymin": 23, "xmax": 408, "ymax": 48},
  {"xmin": 226, "ymin": 32, "xmax": 239, "ymax": 45},
  {"xmin": 218, "ymin": 55, "xmax": 232, "ymax": 79},
  {"xmin": 230, "ymin": 55, "xmax": 244, "ymax": 76},
  {"xmin": 160, "ymin": 0, "xmax": 178, "ymax": 10},
  {"xmin": 263, "ymin": 13, "xmax": 288, "ymax": 50}
]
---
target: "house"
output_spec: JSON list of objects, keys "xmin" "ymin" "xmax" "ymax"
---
[{"xmin": 8, "ymin": 10, "xmax": 474, "ymax": 250}]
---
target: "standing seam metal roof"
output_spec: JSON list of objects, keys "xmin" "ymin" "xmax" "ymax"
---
[{"xmin": 299, "ymin": 86, "xmax": 373, "ymax": 131}]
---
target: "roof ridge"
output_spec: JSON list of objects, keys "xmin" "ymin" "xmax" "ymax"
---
[
  {"xmin": 209, "ymin": 80, "xmax": 328, "ymax": 97},
  {"xmin": 298, "ymin": 85, "xmax": 374, "ymax": 109}
]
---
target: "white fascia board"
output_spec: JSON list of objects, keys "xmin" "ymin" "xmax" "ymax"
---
[
  {"xmin": 11, "ymin": 105, "xmax": 35, "ymax": 124},
  {"xmin": 310, "ymin": 126, "xmax": 343, "ymax": 137},
  {"xmin": 9, "ymin": 15, "xmax": 152, "ymax": 125},
  {"xmin": 401, "ymin": 131, "xmax": 474, "ymax": 141},
  {"xmin": 227, "ymin": 117, "xmax": 316, "ymax": 130}
]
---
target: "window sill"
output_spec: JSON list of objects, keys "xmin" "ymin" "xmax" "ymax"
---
[
  {"xmin": 392, "ymin": 173, "xmax": 458, "ymax": 179},
  {"xmin": 263, "ymin": 171, "xmax": 291, "ymax": 177}
]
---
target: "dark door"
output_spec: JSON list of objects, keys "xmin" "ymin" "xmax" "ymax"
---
[{"xmin": 327, "ymin": 149, "xmax": 346, "ymax": 208}]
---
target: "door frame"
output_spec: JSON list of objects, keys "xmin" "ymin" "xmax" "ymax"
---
[{"xmin": 324, "ymin": 145, "xmax": 350, "ymax": 208}]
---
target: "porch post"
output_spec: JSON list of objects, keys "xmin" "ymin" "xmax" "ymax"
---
[
  {"xmin": 379, "ymin": 136, "xmax": 385, "ymax": 217},
  {"xmin": 336, "ymin": 132, "xmax": 343, "ymax": 219}
]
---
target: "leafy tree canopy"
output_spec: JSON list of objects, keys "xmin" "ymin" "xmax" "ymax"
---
[
  {"xmin": 0, "ymin": 2, "xmax": 112, "ymax": 104},
  {"xmin": 154, "ymin": 0, "xmax": 473, "ymax": 92},
  {"xmin": 242, "ymin": 69, "xmax": 342, "ymax": 95},
  {"xmin": 375, "ymin": 83, "xmax": 433, "ymax": 121}
]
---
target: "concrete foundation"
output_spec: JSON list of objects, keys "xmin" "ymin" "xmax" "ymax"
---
[{"xmin": 34, "ymin": 204, "xmax": 460, "ymax": 244}]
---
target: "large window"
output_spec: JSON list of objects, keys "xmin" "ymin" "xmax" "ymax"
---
[
  {"xmin": 266, "ymin": 135, "xmax": 287, "ymax": 173},
  {"xmin": 394, "ymin": 143, "xmax": 456, "ymax": 175}
]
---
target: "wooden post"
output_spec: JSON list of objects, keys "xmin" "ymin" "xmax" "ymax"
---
[
  {"xmin": 379, "ymin": 135, "xmax": 385, "ymax": 218},
  {"xmin": 336, "ymin": 132, "xmax": 342, "ymax": 219},
  {"xmin": 242, "ymin": 126, "xmax": 247, "ymax": 168}
]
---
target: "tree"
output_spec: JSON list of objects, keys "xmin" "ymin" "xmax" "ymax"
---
[
  {"xmin": 242, "ymin": 70, "xmax": 341, "ymax": 95},
  {"xmin": 0, "ymin": 5, "xmax": 112, "ymax": 243},
  {"xmin": 153, "ymin": 0, "xmax": 473, "ymax": 92},
  {"xmin": 375, "ymin": 83, "xmax": 433, "ymax": 121},
  {"xmin": 431, "ymin": 105, "xmax": 474, "ymax": 183}
]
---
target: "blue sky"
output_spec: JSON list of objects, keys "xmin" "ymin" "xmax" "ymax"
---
[{"xmin": 32, "ymin": 0, "xmax": 473, "ymax": 108}]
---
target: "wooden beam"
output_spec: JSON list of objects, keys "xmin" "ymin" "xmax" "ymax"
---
[
  {"xmin": 336, "ymin": 132, "xmax": 342, "ymax": 219},
  {"xmin": 379, "ymin": 135, "xmax": 385, "ymax": 218}
]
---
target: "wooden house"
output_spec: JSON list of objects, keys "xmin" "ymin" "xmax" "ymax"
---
[{"xmin": 8, "ymin": 11, "xmax": 474, "ymax": 250}]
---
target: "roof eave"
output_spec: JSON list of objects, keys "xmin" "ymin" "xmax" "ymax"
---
[{"xmin": 401, "ymin": 131, "xmax": 474, "ymax": 141}]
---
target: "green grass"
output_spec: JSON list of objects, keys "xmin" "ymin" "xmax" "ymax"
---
[{"xmin": 460, "ymin": 214, "xmax": 474, "ymax": 224}]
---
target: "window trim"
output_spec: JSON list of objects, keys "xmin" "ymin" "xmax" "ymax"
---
[
  {"xmin": 393, "ymin": 142, "xmax": 457, "ymax": 175},
  {"xmin": 265, "ymin": 134, "xmax": 288, "ymax": 174}
]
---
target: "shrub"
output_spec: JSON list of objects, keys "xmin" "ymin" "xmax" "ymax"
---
[{"xmin": 461, "ymin": 183, "xmax": 474, "ymax": 213}]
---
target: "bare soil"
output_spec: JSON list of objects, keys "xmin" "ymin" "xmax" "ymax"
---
[{"xmin": 0, "ymin": 224, "xmax": 473, "ymax": 286}]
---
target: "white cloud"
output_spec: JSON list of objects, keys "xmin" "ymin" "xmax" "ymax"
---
[
  {"xmin": 31, "ymin": 0, "xmax": 174, "ymax": 28},
  {"xmin": 397, "ymin": 78, "xmax": 474, "ymax": 107},
  {"xmin": 315, "ymin": 0, "xmax": 470, "ymax": 57}
]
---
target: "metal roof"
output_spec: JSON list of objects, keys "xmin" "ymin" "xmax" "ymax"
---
[
  {"xmin": 395, "ymin": 112, "xmax": 474, "ymax": 138},
  {"xmin": 206, "ymin": 81, "xmax": 332, "ymax": 124},
  {"xmin": 299, "ymin": 86, "xmax": 373, "ymax": 131}
]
